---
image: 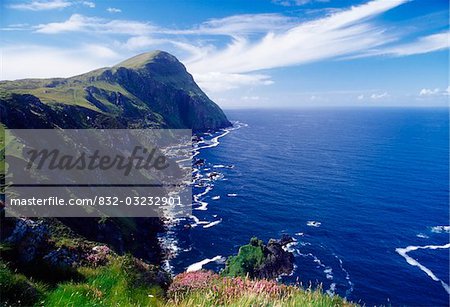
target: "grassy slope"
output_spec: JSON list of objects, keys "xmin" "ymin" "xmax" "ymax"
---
[
  {"xmin": 167, "ymin": 271, "xmax": 356, "ymax": 307},
  {"xmin": 0, "ymin": 257, "xmax": 165, "ymax": 307},
  {"xmin": 113, "ymin": 51, "xmax": 163, "ymax": 70},
  {"xmin": 0, "ymin": 79, "xmax": 140, "ymax": 113},
  {"xmin": 0, "ymin": 51, "xmax": 187, "ymax": 113},
  {"xmin": 1, "ymin": 263, "xmax": 356, "ymax": 307}
]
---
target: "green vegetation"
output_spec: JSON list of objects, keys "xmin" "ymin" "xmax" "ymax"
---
[
  {"xmin": 0, "ymin": 256, "xmax": 165, "ymax": 307},
  {"xmin": 0, "ymin": 50, "xmax": 230, "ymax": 131},
  {"xmin": 0, "ymin": 230, "xmax": 357, "ymax": 307},
  {"xmin": 166, "ymin": 271, "xmax": 356, "ymax": 307},
  {"xmin": 1, "ymin": 261, "xmax": 357, "ymax": 307},
  {"xmin": 0, "ymin": 261, "xmax": 47, "ymax": 306},
  {"xmin": 113, "ymin": 51, "xmax": 164, "ymax": 70},
  {"xmin": 43, "ymin": 256, "xmax": 165, "ymax": 307},
  {"xmin": 0, "ymin": 51, "xmax": 351, "ymax": 306},
  {"xmin": 222, "ymin": 237, "xmax": 265, "ymax": 277}
]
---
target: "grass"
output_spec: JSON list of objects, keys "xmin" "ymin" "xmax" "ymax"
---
[
  {"xmin": 166, "ymin": 271, "xmax": 356, "ymax": 307},
  {"xmin": 0, "ymin": 74, "xmax": 143, "ymax": 113},
  {"xmin": 4, "ymin": 255, "xmax": 166, "ymax": 307},
  {"xmin": 0, "ymin": 248, "xmax": 357, "ymax": 307},
  {"xmin": 221, "ymin": 237, "xmax": 265, "ymax": 278},
  {"xmin": 113, "ymin": 51, "xmax": 164, "ymax": 70},
  {"xmin": 43, "ymin": 257, "xmax": 164, "ymax": 307},
  {"xmin": 0, "ymin": 261, "xmax": 47, "ymax": 306}
]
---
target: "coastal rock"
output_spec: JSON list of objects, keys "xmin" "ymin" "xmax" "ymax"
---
[
  {"xmin": 222, "ymin": 236, "xmax": 295, "ymax": 280},
  {"xmin": 4, "ymin": 218, "xmax": 49, "ymax": 263},
  {"xmin": 43, "ymin": 247, "xmax": 80, "ymax": 268},
  {"xmin": 257, "ymin": 236, "xmax": 295, "ymax": 279}
]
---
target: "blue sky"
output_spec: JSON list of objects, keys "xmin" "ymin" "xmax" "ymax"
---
[{"xmin": 1, "ymin": 0, "xmax": 448, "ymax": 108}]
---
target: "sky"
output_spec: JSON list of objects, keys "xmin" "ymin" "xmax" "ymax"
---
[{"xmin": 1, "ymin": 0, "xmax": 449, "ymax": 108}]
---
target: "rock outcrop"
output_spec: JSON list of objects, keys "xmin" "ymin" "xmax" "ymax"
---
[{"xmin": 222, "ymin": 236, "xmax": 295, "ymax": 279}]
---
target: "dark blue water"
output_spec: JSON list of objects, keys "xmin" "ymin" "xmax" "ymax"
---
[{"xmin": 170, "ymin": 108, "xmax": 449, "ymax": 306}]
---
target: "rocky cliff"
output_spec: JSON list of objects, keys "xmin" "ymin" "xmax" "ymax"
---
[
  {"xmin": 0, "ymin": 50, "xmax": 231, "ymax": 131},
  {"xmin": 0, "ymin": 51, "xmax": 231, "ymax": 264}
]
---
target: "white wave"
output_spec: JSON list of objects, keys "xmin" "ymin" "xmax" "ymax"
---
[
  {"xmin": 160, "ymin": 122, "xmax": 244, "ymax": 274},
  {"xmin": 211, "ymin": 196, "xmax": 220, "ymax": 200},
  {"xmin": 324, "ymin": 267, "xmax": 333, "ymax": 280},
  {"xmin": 295, "ymin": 232, "xmax": 304, "ymax": 236},
  {"xmin": 189, "ymin": 215, "xmax": 210, "ymax": 227},
  {"xmin": 396, "ymin": 243, "xmax": 450, "ymax": 294},
  {"xmin": 431, "ymin": 226, "xmax": 450, "ymax": 233},
  {"xmin": 278, "ymin": 263, "xmax": 298, "ymax": 279},
  {"xmin": 197, "ymin": 129, "xmax": 231, "ymax": 150},
  {"xmin": 282, "ymin": 240, "xmax": 298, "ymax": 253},
  {"xmin": 416, "ymin": 233, "xmax": 429, "ymax": 239},
  {"xmin": 203, "ymin": 219, "xmax": 222, "ymax": 228},
  {"xmin": 299, "ymin": 252, "xmax": 326, "ymax": 269},
  {"xmin": 158, "ymin": 232, "xmax": 180, "ymax": 273},
  {"xmin": 307, "ymin": 221, "xmax": 321, "ymax": 227},
  {"xmin": 227, "ymin": 193, "xmax": 238, "ymax": 197},
  {"xmin": 194, "ymin": 201, "xmax": 209, "ymax": 211},
  {"xmin": 195, "ymin": 121, "xmax": 246, "ymax": 151},
  {"xmin": 194, "ymin": 186, "xmax": 213, "ymax": 199},
  {"xmin": 326, "ymin": 283, "xmax": 337, "ymax": 296},
  {"xmin": 186, "ymin": 255, "xmax": 225, "ymax": 272},
  {"xmin": 193, "ymin": 186, "xmax": 213, "ymax": 211},
  {"xmin": 213, "ymin": 164, "xmax": 234, "ymax": 169},
  {"xmin": 334, "ymin": 254, "xmax": 354, "ymax": 296}
]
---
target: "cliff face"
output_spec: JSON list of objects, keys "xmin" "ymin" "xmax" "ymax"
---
[
  {"xmin": 0, "ymin": 51, "xmax": 230, "ymax": 264},
  {"xmin": 0, "ymin": 50, "xmax": 231, "ymax": 131}
]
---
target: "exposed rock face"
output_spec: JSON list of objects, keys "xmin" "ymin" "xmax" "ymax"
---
[
  {"xmin": 0, "ymin": 50, "xmax": 231, "ymax": 131},
  {"xmin": 4, "ymin": 218, "xmax": 49, "ymax": 263},
  {"xmin": 256, "ymin": 236, "xmax": 295, "ymax": 279}
]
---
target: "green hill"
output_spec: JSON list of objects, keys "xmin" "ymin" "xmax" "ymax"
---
[{"xmin": 0, "ymin": 50, "xmax": 230, "ymax": 131}]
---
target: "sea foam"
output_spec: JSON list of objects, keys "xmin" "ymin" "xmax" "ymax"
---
[{"xmin": 395, "ymin": 243, "xmax": 450, "ymax": 294}]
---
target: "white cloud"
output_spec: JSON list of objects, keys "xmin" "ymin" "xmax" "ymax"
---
[
  {"xmin": 167, "ymin": 14, "xmax": 296, "ymax": 36},
  {"xmin": 82, "ymin": 1, "xmax": 95, "ymax": 8},
  {"xmin": 82, "ymin": 44, "xmax": 118, "ymax": 59},
  {"xmin": 1, "ymin": 23, "xmax": 29, "ymax": 31},
  {"xmin": 1, "ymin": 45, "xmax": 121, "ymax": 80},
  {"xmin": 186, "ymin": 0, "xmax": 409, "ymax": 75},
  {"xmin": 35, "ymin": 14, "xmax": 155, "ymax": 35},
  {"xmin": 241, "ymin": 96, "xmax": 261, "ymax": 100},
  {"xmin": 107, "ymin": 7, "xmax": 122, "ymax": 13},
  {"xmin": 9, "ymin": 0, "xmax": 72, "ymax": 10},
  {"xmin": 272, "ymin": 0, "xmax": 330, "ymax": 7},
  {"xmin": 193, "ymin": 72, "xmax": 274, "ymax": 92},
  {"xmin": 121, "ymin": 36, "xmax": 163, "ymax": 50},
  {"xmin": 370, "ymin": 92, "xmax": 389, "ymax": 99},
  {"xmin": 419, "ymin": 87, "xmax": 450, "ymax": 96},
  {"xmin": 366, "ymin": 31, "xmax": 449, "ymax": 57},
  {"xmin": 3, "ymin": 0, "xmax": 449, "ymax": 97}
]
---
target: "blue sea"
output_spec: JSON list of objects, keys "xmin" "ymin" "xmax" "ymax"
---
[{"xmin": 165, "ymin": 108, "xmax": 449, "ymax": 306}]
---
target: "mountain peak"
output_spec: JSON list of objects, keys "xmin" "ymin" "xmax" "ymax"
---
[{"xmin": 113, "ymin": 50, "xmax": 179, "ymax": 69}]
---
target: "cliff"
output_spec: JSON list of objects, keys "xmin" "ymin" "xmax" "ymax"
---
[{"xmin": 0, "ymin": 50, "xmax": 231, "ymax": 131}]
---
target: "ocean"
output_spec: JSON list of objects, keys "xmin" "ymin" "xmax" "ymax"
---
[{"xmin": 164, "ymin": 108, "xmax": 449, "ymax": 306}]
